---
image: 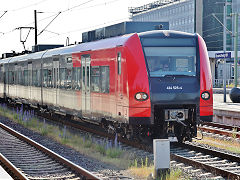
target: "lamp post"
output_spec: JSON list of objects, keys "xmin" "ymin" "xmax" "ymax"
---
[{"xmin": 233, "ymin": 13, "xmax": 239, "ymax": 87}]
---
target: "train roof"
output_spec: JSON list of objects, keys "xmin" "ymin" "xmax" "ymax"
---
[
  {"xmin": 0, "ymin": 33, "xmax": 134, "ymax": 65},
  {"xmin": 0, "ymin": 30, "xmax": 197, "ymax": 65},
  {"xmin": 138, "ymin": 30, "xmax": 197, "ymax": 38}
]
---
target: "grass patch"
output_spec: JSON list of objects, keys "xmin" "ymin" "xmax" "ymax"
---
[
  {"xmin": 0, "ymin": 103, "xmax": 132, "ymax": 169},
  {"xmin": 129, "ymin": 165, "xmax": 183, "ymax": 180}
]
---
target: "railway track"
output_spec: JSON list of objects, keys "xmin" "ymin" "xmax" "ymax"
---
[
  {"xmin": 171, "ymin": 142, "xmax": 240, "ymax": 179},
  {"xmin": 34, "ymin": 112, "xmax": 240, "ymax": 179},
  {"xmin": 25, "ymin": 109, "xmax": 240, "ymax": 179},
  {"xmin": 2, "ymin": 103, "xmax": 240, "ymax": 179},
  {"xmin": 199, "ymin": 122, "xmax": 240, "ymax": 139},
  {"xmin": 0, "ymin": 122, "xmax": 99, "ymax": 180}
]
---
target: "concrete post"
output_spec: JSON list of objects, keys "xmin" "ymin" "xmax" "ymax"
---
[{"xmin": 153, "ymin": 139, "xmax": 170, "ymax": 179}]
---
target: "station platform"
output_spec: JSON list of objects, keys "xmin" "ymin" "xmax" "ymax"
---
[
  {"xmin": 213, "ymin": 88, "xmax": 240, "ymax": 112},
  {"xmin": 0, "ymin": 165, "xmax": 13, "ymax": 180},
  {"xmin": 213, "ymin": 88, "xmax": 240, "ymax": 126}
]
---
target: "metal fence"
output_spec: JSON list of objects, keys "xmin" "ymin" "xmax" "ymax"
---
[{"xmin": 214, "ymin": 79, "xmax": 240, "ymax": 88}]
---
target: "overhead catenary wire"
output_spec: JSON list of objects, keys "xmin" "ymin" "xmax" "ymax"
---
[
  {"xmin": 37, "ymin": 11, "xmax": 61, "ymax": 36},
  {"xmin": 42, "ymin": 17, "xmax": 129, "ymax": 41},
  {"xmin": 0, "ymin": 0, "xmax": 98, "ymax": 36},
  {"xmin": 1, "ymin": 0, "xmax": 121, "ymax": 34},
  {"xmin": 8, "ymin": 0, "xmax": 49, "ymax": 12},
  {"xmin": 0, "ymin": 0, "xmax": 127, "ymax": 53},
  {"xmin": 0, "ymin": 11, "xmax": 7, "ymax": 20}
]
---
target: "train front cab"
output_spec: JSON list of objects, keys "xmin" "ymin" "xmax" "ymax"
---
[{"xmin": 135, "ymin": 31, "xmax": 213, "ymax": 141}]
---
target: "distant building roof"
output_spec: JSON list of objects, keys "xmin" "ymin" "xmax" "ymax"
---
[{"xmin": 129, "ymin": 0, "xmax": 180, "ymax": 15}]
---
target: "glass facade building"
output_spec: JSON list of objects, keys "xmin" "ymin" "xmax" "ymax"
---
[
  {"xmin": 130, "ymin": 0, "xmax": 235, "ymax": 51},
  {"xmin": 130, "ymin": 0, "xmax": 195, "ymax": 33},
  {"xmin": 232, "ymin": 0, "xmax": 240, "ymax": 50},
  {"xmin": 202, "ymin": 0, "xmax": 232, "ymax": 51}
]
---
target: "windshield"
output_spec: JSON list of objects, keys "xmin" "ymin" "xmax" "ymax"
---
[{"xmin": 144, "ymin": 47, "xmax": 196, "ymax": 77}]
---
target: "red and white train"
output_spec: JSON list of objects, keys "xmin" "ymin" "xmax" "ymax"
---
[{"xmin": 0, "ymin": 30, "xmax": 213, "ymax": 141}]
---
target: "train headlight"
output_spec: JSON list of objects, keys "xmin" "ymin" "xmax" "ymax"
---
[
  {"xmin": 201, "ymin": 91, "xmax": 210, "ymax": 100},
  {"xmin": 135, "ymin": 92, "xmax": 148, "ymax": 101}
]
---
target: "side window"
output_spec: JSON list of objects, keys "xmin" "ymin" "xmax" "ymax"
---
[
  {"xmin": 24, "ymin": 70, "xmax": 28, "ymax": 86},
  {"xmin": 14, "ymin": 71, "xmax": 17, "ymax": 85},
  {"xmin": 0, "ymin": 66, "xmax": 2, "ymax": 83},
  {"xmin": 77, "ymin": 67, "xmax": 81, "ymax": 90},
  {"xmin": 72, "ymin": 67, "xmax": 81, "ymax": 90},
  {"xmin": 117, "ymin": 52, "xmax": 121, "ymax": 75},
  {"xmin": 48, "ymin": 69, "xmax": 52, "ymax": 88},
  {"xmin": 18, "ymin": 70, "xmax": 21, "ymax": 85},
  {"xmin": 60, "ymin": 68, "xmax": 66, "ymax": 89},
  {"xmin": 11, "ymin": 71, "xmax": 14, "ymax": 85},
  {"xmin": 101, "ymin": 66, "xmax": 109, "ymax": 93},
  {"xmin": 37, "ymin": 69, "xmax": 41, "ymax": 87},
  {"xmin": 33, "ymin": 70, "xmax": 37, "ymax": 87},
  {"xmin": 91, "ymin": 66, "xmax": 100, "ymax": 92},
  {"xmin": 43, "ymin": 69, "xmax": 48, "ymax": 87},
  {"xmin": 66, "ymin": 68, "xmax": 72, "ymax": 89},
  {"xmin": 8, "ymin": 71, "xmax": 13, "ymax": 85}
]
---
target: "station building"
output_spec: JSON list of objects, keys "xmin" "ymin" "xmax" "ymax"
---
[{"xmin": 129, "ymin": 0, "xmax": 240, "ymax": 87}]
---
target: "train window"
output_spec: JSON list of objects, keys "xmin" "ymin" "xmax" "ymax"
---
[
  {"xmin": 48, "ymin": 69, "xmax": 52, "ymax": 88},
  {"xmin": 18, "ymin": 70, "xmax": 21, "ymax": 85},
  {"xmin": 82, "ymin": 66, "xmax": 85, "ymax": 91},
  {"xmin": 66, "ymin": 68, "xmax": 72, "ymax": 89},
  {"xmin": 91, "ymin": 66, "xmax": 100, "ymax": 92},
  {"xmin": 77, "ymin": 67, "xmax": 81, "ymax": 90},
  {"xmin": 60, "ymin": 68, "xmax": 66, "ymax": 89},
  {"xmin": 0, "ymin": 67, "xmax": 2, "ymax": 83},
  {"xmin": 117, "ymin": 52, "xmax": 121, "ymax": 75},
  {"xmin": 100, "ymin": 66, "xmax": 109, "ymax": 93},
  {"xmin": 11, "ymin": 71, "xmax": 14, "ymax": 85},
  {"xmin": 43, "ymin": 69, "xmax": 48, "ymax": 87},
  {"xmin": 144, "ymin": 47, "xmax": 196, "ymax": 77},
  {"xmin": 32, "ymin": 70, "xmax": 37, "ymax": 87},
  {"xmin": 24, "ymin": 70, "xmax": 28, "ymax": 86},
  {"xmin": 28, "ymin": 69, "xmax": 32, "ymax": 86},
  {"xmin": 86, "ymin": 66, "xmax": 90, "ymax": 91},
  {"xmin": 71, "ymin": 68, "xmax": 75, "ymax": 89},
  {"xmin": 14, "ymin": 71, "xmax": 17, "ymax": 85},
  {"xmin": 37, "ymin": 70, "xmax": 41, "ymax": 87},
  {"xmin": 66, "ymin": 57, "xmax": 72, "ymax": 63}
]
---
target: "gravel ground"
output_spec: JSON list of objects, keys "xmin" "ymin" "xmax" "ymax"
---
[{"xmin": 0, "ymin": 116, "xmax": 135, "ymax": 179}]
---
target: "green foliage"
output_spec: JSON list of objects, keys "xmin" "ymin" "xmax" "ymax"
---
[
  {"xmin": 232, "ymin": 127, "xmax": 238, "ymax": 139},
  {"xmin": 106, "ymin": 147, "xmax": 122, "ymax": 158},
  {"xmin": 145, "ymin": 156, "xmax": 148, "ymax": 167},
  {"xmin": 134, "ymin": 159, "xmax": 138, "ymax": 168},
  {"xmin": 96, "ymin": 144, "xmax": 106, "ymax": 155}
]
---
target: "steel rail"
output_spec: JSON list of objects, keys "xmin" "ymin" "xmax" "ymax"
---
[
  {"xmin": 172, "ymin": 142, "xmax": 240, "ymax": 179},
  {"xmin": 0, "ymin": 153, "xmax": 28, "ymax": 180},
  {"xmin": 200, "ymin": 122, "xmax": 240, "ymax": 138},
  {"xmin": 171, "ymin": 153, "xmax": 240, "ymax": 180},
  {"xmin": 0, "ymin": 122, "xmax": 100, "ymax": 180},
  {"xmin": 203, "ymin": 121, "xmax": 240, "ymax": 131}
]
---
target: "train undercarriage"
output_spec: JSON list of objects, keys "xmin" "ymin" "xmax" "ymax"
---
[
  {"xmin": 101, "ymin": 105, "xmax": 198, "ymax": 143},
  {"xmin": 3, "ymin": 96, "xmax": 198, "ymax": 143}
]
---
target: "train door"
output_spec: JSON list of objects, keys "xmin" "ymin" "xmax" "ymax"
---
[
  {"xmin": 53, "ymin": 56, "xmax": 59, "ymax": 106},
  {"xmin": 28, "ymin": 62, "xmax": 32, "ymax": 100},
  {"xmin": 116, "ymin": 50, "xmax": 124, "ymax": 121},
  {"xmin": 81, "ymin": 54, "xmax": 91, "ymax": 118},
  {"xmin": 3, "ymin": 69, "xmax": 6, "ymax": 99}
]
